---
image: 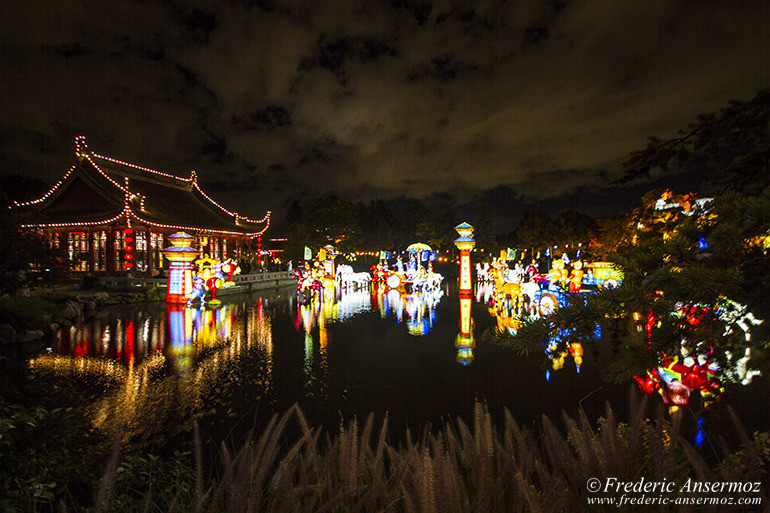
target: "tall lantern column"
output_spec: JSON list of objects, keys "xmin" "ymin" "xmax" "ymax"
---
[
  {"xmin": 454, "ymin": 222, "xmax": 475, "ymax": 296},
  {"xmin": 161, "ymin": 232, "xmax": 200, "ymax": 304},
  {"xmin": 454, "ymin": 222, "xmax": 476, "ymax": 365}
]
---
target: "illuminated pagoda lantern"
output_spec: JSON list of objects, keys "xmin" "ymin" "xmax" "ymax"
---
[
  {"xmin": 454, "ymin": 222, "xmax": 476, "ymax": 364},
  {"xmin": 161, "ymin": 232, "xmax": 200, "ymax": 304},
  {"xmin": 11, "ymin": 136, "xmax": 270, "ymax": 274},
  {"xmin": 454, "ymin": 222, "xmax": 475, "ymax": 296},
  {"xmin": 321, "ymin": 245, "xmax": 337, "ymax": 277}
]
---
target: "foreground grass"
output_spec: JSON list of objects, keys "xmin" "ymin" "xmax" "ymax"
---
[{"xmin": 80, "ymin": 396, "xmax": 767, "ymax": 513}]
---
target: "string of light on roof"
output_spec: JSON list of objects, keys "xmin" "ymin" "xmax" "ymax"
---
[
  {"xmin": 92, "ymin": 153, "xmax": 193, "ymax": 182},
  {"xmin": 85, "ymin": 154, "xmax": 129, "ymax": 193},
  {"xmin": 192, "ymin": 181, "xmax": 271, "ymax": 224},
  {"xmin": 92, "ymin": 139, "xmax": 269, "ymax": 225},
  {"xmin": 22, "ymin": 209, "xmax": 269, "ymax": 237},
  {"xmin": 20, "ymin": 212, "xmax": 127, "ymax": 229},
  {"xmin": 13, "ymin": 165, "xmax": 77, "ymax": 207},
  {"xmin": 17, "ymin": 135, "xmax": 271, "ymax": 237},
  {"xmin": 129, "ymin": 212, "xmax": 269, "ymax": 237}
]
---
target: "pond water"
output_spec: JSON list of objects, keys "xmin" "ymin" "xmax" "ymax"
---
[
  {"xmin": 29, "ymin": 277, "xmax": 770, "ymax": 450},
  {"xmin": 27, "ymin": 280, "xmax": 639, "ymax": 446}
]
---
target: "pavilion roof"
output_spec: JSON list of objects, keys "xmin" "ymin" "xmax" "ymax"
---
[{"xmin": 14, "ymin": 136, "xmax": 269, "ymax": 237}]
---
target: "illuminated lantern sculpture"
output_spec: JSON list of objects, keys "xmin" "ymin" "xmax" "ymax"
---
[
  {"xmin": 454, "ymin": 222, "xmax": 475, "ymax": 296},
  {"xmin": 568, "ymin": 261, "xmax": 584, "ymax": 292},
  {"xmin": 123, "ymin": 228, "xmax": 135, "ymax": 270},
  {"xmin": 322, "ymin": 245, "xmax": 337, "ymax": 278},
  {"xmin": 220, "ymin": 259, "xmax": 240, "ymax": 286},
  {"xmin": 161, "ymin": 232, "xmax": 200, "ymax": 304},
  {"xmin": 206, "ymin": 276, "xmax": 222, "ymax": 306},
  {"xmin": 187, "ymin": 276, "xmax": 206, "ymax": 307},
  {"xmin": 454, "ymin": 224, "xmax": 476, "ymax": 365}
]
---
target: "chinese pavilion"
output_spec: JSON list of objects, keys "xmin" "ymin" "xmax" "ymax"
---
[{"xmin": 13, "ymin": 136, "xmax": 270, "ymax": 273}]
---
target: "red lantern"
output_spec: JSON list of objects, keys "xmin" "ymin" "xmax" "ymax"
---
[{"xmin": 123, "ymin": 228, "xmax": 135, "ymax": 270}]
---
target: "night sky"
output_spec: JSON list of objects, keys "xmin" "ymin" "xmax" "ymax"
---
[{"xmin": 1, "ymin": 1, "xmax": 769, "ymax": 233}]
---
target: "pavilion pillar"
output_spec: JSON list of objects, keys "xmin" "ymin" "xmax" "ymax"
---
[
  {"xmin": 106, "ymin": 229, "xmax": 116, "ymax": 274},
  {"xmin": 87, "ymin": 228, "xmax": 94, "ymax": 272},
  {"xmin": 145, "ymin": 228, "xmax": 152, "ymax": 272},
  {"xmin": 58, "ymin": 232, "xmax": 67, "ymax": 268}
]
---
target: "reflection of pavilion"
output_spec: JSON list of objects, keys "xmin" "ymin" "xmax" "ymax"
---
[{"xmin": 28, "ymin": 301, "xmax": 273, "ymax": 438}]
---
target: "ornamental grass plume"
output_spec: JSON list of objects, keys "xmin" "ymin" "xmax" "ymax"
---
[{"xmin": 92, "ymin": 394, "xmax": 768, "ymax": 512}]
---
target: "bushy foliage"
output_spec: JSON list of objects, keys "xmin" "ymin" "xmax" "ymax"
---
[
  {"xmin": 83, "ymin": 400, "xmax": 768, "ymax": 512},
  {"xmin": 497, "ymin": 187, "xmax": 770, "ymax": 384},
  {"xmin": 0, "ymin": 400, "xmax": 108, "ymax": 511},
  {"xmin": 0, "ymin": 296, "xmax": 60, "ymax": 331}
]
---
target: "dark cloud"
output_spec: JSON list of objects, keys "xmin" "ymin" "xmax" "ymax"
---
[{"xmin": 1, "ymin": 0, "xmax": 769, "ymax": 232}]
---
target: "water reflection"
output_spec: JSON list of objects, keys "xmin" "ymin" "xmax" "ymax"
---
[
  {"xmin": 456, "ymin": 294, "xmax": 475, "ymax": 365},
  {"xmin": 28, "ymin": 301, "xmax": 274, "ymax": 442},
  {"xmin": 293, "ymin": 284, "xmax": 447, "ymax": 398},
  {"xmin": 293, "ymin": 284, "xmax": 445, "ymax": 337},
  {"xmin": 24, "ymin": 283, "xmax": 652, "ymax": 447},
  {"xmin": 477, "ymin": 281, "xmax": 591, "ymax": 378},
  {"xmin": 375, "ymin": 284, "xmax": 444, "ymax": 336}
]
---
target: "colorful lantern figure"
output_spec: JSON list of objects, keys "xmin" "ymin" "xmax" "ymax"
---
[
  {"xmin": 206, "ymin": 276, "xmax": 222, "ymax": 306},
  {"xmin": 568, "ymin": 261, "xmax": 584, "ymax": 293},
  {"xmin": 633, "ymin": 370, "xmax": 662, "ymax": 395},
  {"xmin": 548, "ymin": 259, "xmax": 569, "ymax": 290},
  {"xmin": 633, "ymin": 356, "xmax": 724, "ymax": 408},
  {"xmin": 161, "ymin": 232, "xmax": 200, "ymax": 304},
  {"xmin": 194, "ymin": 254, "xmax": 219, "ymax": 280},
  {"xmin": 187, "ymin": 276, "xmax": 207, "ymax": 307},
  {"xmin": 322, "ymin": 245, "xmax": 337, "ymax": 278},
  {"xmin": 219, "ymin": 259, "xmax": 240, "ymax": 287}
]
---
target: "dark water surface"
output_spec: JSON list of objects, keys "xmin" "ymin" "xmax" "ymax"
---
[{"xmin": 27, "ymin": 282, "xmax": 767, "ymax": 447}]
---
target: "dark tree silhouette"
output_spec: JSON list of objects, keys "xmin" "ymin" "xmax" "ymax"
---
[{"xmin": 620, "ymin": 89, "xmax": 770, "ymax": 194}]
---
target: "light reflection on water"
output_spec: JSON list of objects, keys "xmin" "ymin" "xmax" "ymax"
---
[
  {"xmin": 29, "ymin": 300, "xmax": 274, "ymax": 444},
  {"xmin": 28, "ymin": 284, "xmax": 632, "ymax": 444}
]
